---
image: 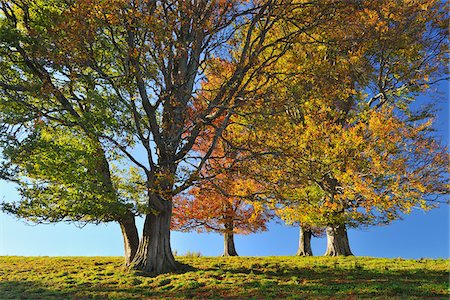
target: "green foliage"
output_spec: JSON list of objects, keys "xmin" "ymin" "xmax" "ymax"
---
[
  {"xmin": 0, "ymin": 123, "xmax": 140, "ymax": 224},
  {"xmin": 0, "ymin": 1, "xmax": 142, "ymax": 225},
  {"xmin": 0, "ymin": 256, "xmax": 448, "ymax": 299}
]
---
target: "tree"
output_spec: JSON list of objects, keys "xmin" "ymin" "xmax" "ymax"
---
[
  {"xmin": 296, "ymin": 225, "xmax": 325, "ymax": 257},
  {"xmin": 223, "ymin": 0, "xmax": 449, "ymax": 256},
  {"xmin": 0, "ymin": 0, "xmax": 332, "ymax": 273},
  {"xmin": 0, "ymin": 0, "xmax": 143, "ymax": 265},
  {"xmin": 240, "ymin": 102, "xmax": 449, "ymax": 256},
  {"xmin": 271, "ymin": 193, "xmax": 325, "ymax": 256},
  {"xmin": 0, "ymin": 123, "xmax": 142, "ymax": 265},
  {"xmin": 172, "ymin": 178, "xmax": 271, "ymax": 256},
  {"xmin": 172, "ymin": 139, "xmax": 271, "ymax": 256}
]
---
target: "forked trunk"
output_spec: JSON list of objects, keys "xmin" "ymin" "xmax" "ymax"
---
[
  {"xmin": 131, "ymin": 200, "xmax": 176, "ymax": 274},
  {"xmin": 324, "ymin": 224, "xmax": 353, "ymax": 256},
  {"xmin": 223, "ymin": 231, "xmax": 238, "ymax": 256},
  {"xmin": 296, "ymin": 226, "xmax": 313, "ymax": 256},
  {"xmin": 118, "ymin": 213, "xmax": 139, "ymax": 266}
]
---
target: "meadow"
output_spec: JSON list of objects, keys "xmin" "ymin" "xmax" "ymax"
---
[{"xmin": 0, "ymin": 256, "xmax": 448, "ymax": 299}]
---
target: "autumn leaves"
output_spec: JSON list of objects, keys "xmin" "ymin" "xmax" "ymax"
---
[
  {"xmin": 172, "ymin": 0, "xmax": 449, "ymax": 257},
  {"xmin": 0, "ymin": 0, "xmax": 448, "ymax": 274}
]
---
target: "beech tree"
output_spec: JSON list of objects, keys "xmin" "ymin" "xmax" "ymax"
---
[
  {"xmin": 224, "ymin": 0, "xmax": 449, "ymax": 256},
  {"xmin": 240, "ymin": 96, "xmax": 449, "ymax": 257},
  {"xmin": 0, "ymin": 135, "xmax": 142, "ymax": 268},
  {"xmin": 296, "ymin": 225, "xmax": 324, "ymax": 257},
  {"xmin": 271, "ymin": 192, "xmax": 324, "ymax": 256},
  {"xmin": 172, "ymin": 138, "xmax": 271, "ymax": 256},
  {"xmin": 0, "ymin": 1, "xmax": 141, "ymax": 265},
  {"xmin": 0, "ymin": 124, "xmax": 142, "ymax": 265},
  {"xmin": 172, "ymin": 177, "xmax": 271, "ymax": 257},
  {"xmin": 0, "ymin": 0, "xmax": 337, "ymax": 273}
]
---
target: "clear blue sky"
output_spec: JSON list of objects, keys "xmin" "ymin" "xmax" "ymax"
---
[{"xmin": 0, "ymin": 83, "xmax": 448, "ymax": 259}]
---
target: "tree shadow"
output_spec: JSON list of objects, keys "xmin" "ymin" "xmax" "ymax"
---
[
  {"xmin": 0, "ymin": 280, "xmax": 72, "ymax": 299},
  {"xmin": 132, "ymin": 260, "xmax": 198, "ymax": 277},
  {"xmin": 1, "ymin": 260, "xmax": 448, "ymax": 299},
  {"xmin": 211, "ymin": 264, "xmax": 449, "ymax": 298}
]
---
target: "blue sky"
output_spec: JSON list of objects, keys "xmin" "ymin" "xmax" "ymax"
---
[
  {"xmin": 0, "ymin": 204, "xmax": 448, "ymax": 258},
  {"xmin": 0, "ymin": 83, "xmax": 448, "ymax": 259}
]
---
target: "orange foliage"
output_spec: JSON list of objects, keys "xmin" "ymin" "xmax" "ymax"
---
[
  {"xmin": 172, "ymin": 137, "xmax": 272, "ymax": 234},
  {"xmin": 219, "ymin": 0, "xmax": 449, "ymax": 229},
  {"xmin": 172, "ymin": 175, "xmax": 271, "ymax": 234}
]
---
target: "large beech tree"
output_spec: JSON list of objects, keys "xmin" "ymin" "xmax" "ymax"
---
[
  {"xmin": 0, "ymin": 0, "xmax": 337, "ymax": 273},
  {"xmin": 0, "ymin": 1, "xmax": 141, "ymax": 265}
]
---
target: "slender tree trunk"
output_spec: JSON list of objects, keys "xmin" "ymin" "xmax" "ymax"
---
[
  {"xmin": 131, "ymin": 199, "xmax": 177, "ymax": 274},
  {"xmin": 222, "ymin": 207, "xmax": 238, "ymax": 256},
  {"xmin": 118, "ymin": 213, "xmax": 139, "ymax": 266},
  {"xmin": 296, "ymin": 226, "xmax": 313, "ymax": 256},
  {"xmin": 222, "ymin": 230, "xmax": 238, "ymax": 257},
  {"xmin": 324, "ymin": 224, "xmax": 353, "ymax": 256},
  {"xmin": 93, "ymin": 138, "xmax": 140, "ymax": 265}
]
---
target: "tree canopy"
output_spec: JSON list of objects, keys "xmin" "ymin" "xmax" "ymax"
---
[
  {"xmin": 0, "ymin": 0, "xmax": 448, "ymax": 271},
  {"xmin": 216, "ymin": 0, "xmax": 449, "ymax": 254}
]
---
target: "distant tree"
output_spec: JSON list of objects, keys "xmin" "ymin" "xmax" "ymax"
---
[
  {"xmin": 172, "ymin": 138, "xmax": 272, "ymax": 256},
  {"xmin": 172, "ymin": 178, "xmax": 271, "ymax": 257},
  {"xmin": 296, "ymin": 225, "xmax": 324, "ymax": 257},
  {"xmin": 272, "ymin": 192, "xmax": 325, "ymax": 256}
]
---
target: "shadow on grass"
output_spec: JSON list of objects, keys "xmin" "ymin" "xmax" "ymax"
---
[
  {"xmin": 0, "ymin": 280, "xmax": 73, "ymax": 300},
  {"xmin": 211, "ymin": 265, "xmax": 449, "ymax": 298},
  {"xmin": 132, "ymin": 260, "xmax": 198, "ymax": 277},
  {"xmin": 1, "ymin": 262, "xmax": 448, "ymax": 299}
]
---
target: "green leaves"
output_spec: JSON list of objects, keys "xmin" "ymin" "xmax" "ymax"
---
[{"xmin": 1, "ymin": 124, "xmax": 128, "ymax": 223}]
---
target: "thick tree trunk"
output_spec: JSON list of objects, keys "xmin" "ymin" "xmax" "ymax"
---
[
  {"xmin": 296, "ymin": 226, "xmax": 313, "ymax": 256},
  {"xmin": 131, "ymin": 200, "xmax": 176, "ymax": 274},
  {"xmin": 324, "ymin": 224, "xmax": 353, "ymax": 256},
  {"xmin": 118, "ymin": 213, "xmax": 139, "ymax": 266}
]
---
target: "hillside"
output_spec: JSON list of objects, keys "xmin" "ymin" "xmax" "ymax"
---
[{"xmin": 0, "ymin": 256, "xmax": 448, "ymax": 299}]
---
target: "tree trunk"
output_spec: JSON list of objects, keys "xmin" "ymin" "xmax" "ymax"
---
[
  {"xmin": 324, "ymin": 224, "xmax": 353, "ymax": 256},
  {"xmin": 296, "ymin": 226, "xmax": 313, "ymax": 256},
  {"xmin": 118, "ymin": 213, "xmax": 139, "ymax": 266},
  {"xmin": 222, "ymin": 216, "xmax": 238, "ymax": 256},
  {"xmin": 223, "ymin": 231, "xmax": 238, "ymax": 257},
  {"xmin": 92, "ymin": 138, "xmax": 140, "ymax": 265},
  {"xmin": 131, "ymin": 200, "xmax": 177, "ymax": 274}
]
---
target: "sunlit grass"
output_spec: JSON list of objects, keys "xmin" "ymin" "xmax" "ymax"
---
[{"xmin": 0, "ymin": 256, "xmax": 448, "ymax": 299}]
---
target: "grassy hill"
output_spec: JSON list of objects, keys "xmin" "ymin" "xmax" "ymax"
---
[{"xmin": 0, "ymin": 256, "xmax": 448, "ymax": 299}]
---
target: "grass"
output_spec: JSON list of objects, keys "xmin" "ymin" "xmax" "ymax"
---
[{"xmin": 0, "ymin": 256, "xmax": 448, "ymax": 299}]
